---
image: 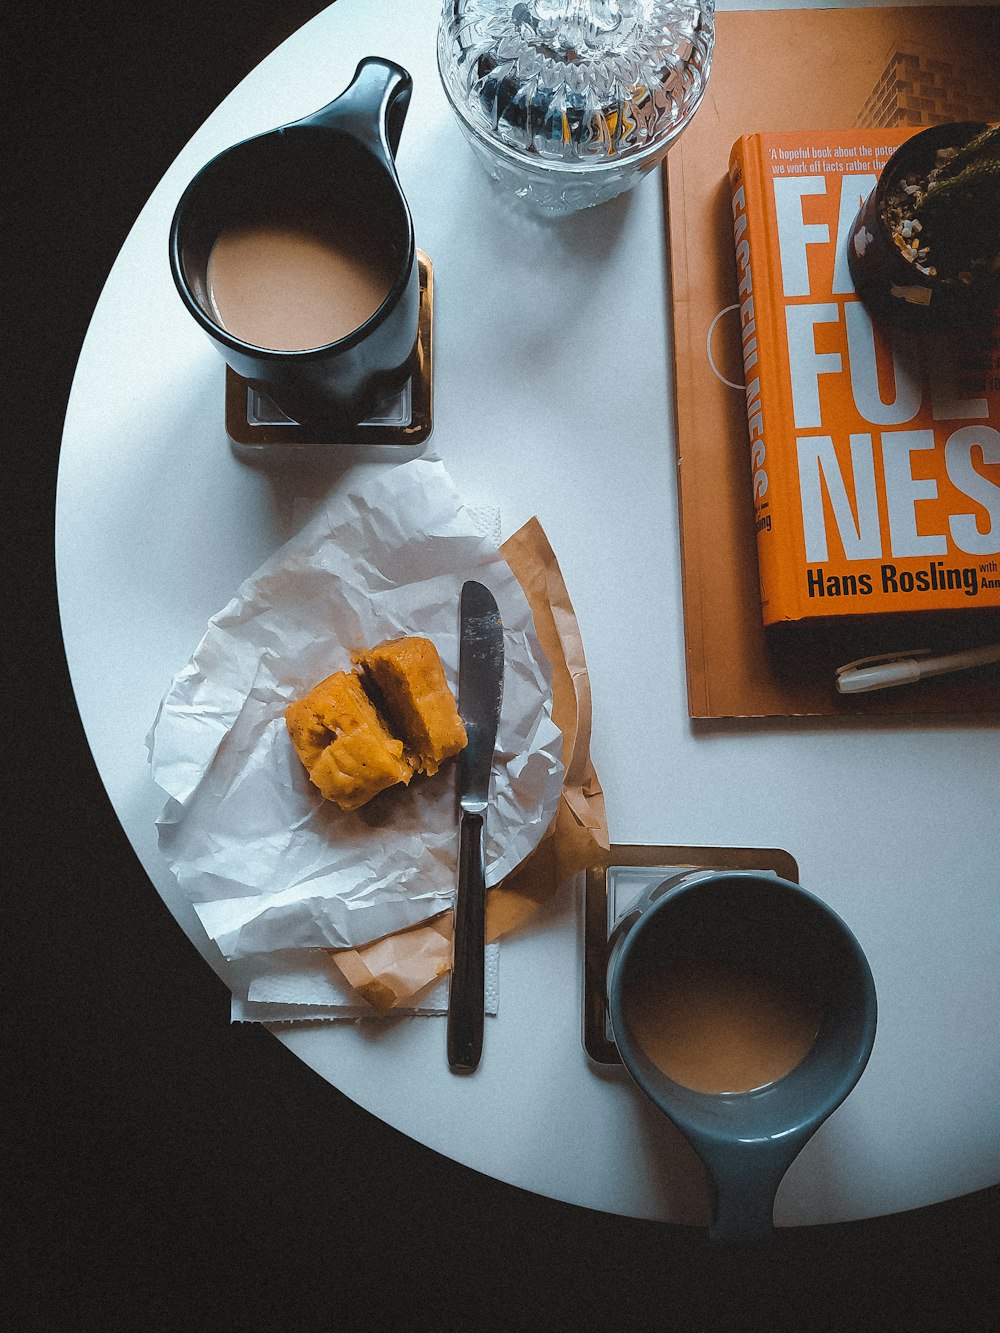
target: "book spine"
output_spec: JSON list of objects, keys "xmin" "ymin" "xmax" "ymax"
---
[{"xmin": 728, "ymin": 135, "xmax": 798, "ymax": 624}]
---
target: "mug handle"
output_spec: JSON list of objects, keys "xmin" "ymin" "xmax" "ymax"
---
[
  {"xmin": 699, "ymin": 1134, "xmax": 808, "ymax": 1244},
  {"xmin": 301, "ymin": 57, "xmax": 413, "ymax": 161}
]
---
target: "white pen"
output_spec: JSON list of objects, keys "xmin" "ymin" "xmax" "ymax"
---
[{"xmin": 835, "ymin": 643, "xmax": 1000, "ymax": 694}]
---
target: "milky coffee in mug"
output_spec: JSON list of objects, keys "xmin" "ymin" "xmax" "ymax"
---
[
  {"xmin": 204, "ymin": 204, "xmax": 397, "ymax": 353},
  {"xmin": 623, "ymin": 953, "xmax": 823, "ymax": 1095}
]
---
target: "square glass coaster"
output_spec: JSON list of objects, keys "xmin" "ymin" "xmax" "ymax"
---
[
  {"xmin": 225, "ymin": 250, "xmax": 433, "ymax": 450},
  {"xmin": 583, "ymin": 843, "xmax": 799, "ymax": 1064}
]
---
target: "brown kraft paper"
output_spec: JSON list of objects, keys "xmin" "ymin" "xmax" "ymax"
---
[{"xmin": 328, "ymin": 516, "xmax": 609, "ymax": 1011}]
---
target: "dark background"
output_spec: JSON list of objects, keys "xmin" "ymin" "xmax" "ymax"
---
[{"xmin": 10, "ymin": 2, "xmax": 998, "ymax": 1326}]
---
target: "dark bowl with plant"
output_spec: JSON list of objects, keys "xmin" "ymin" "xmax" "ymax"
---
[{"xmin": 848, "ymin": 121, "xmax": 1000, "ymax": 328}]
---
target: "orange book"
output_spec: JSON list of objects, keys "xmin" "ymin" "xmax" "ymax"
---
[{"xmin": 728, "ymin": 127, "xmax": 1000, "ymax": 627}]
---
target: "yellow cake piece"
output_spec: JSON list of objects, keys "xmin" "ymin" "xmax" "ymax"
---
[
  {"xmin": 355, "ymin": 636, "xmax": 468, "ymax": 776},
  {"xmin": 284, "ymin": 669, "xmax": 414, "ymax": 811}
]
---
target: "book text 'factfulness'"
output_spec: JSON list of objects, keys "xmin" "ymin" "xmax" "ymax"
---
[{"xmin": 732, "ymin": 171, "xmax": 1000, "ymax": 566}]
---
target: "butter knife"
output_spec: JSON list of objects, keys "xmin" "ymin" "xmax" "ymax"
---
[{"xmin": 448, "ymin": 580, "xmax": 504, "ymax": 1072}]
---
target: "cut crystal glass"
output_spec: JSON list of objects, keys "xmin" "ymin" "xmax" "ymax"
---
[{"xmin": 438, "ymin": 0, "xmax": 715, "ymax": 213}]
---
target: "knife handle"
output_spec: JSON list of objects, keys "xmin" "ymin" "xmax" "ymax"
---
[{"xmin": 448, "ymin": 810, "xmax": 486, "ymax": 1072}]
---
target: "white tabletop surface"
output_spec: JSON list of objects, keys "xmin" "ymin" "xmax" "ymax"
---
[{"xmin": 56, "ymin": 0, "xmax": 999, "ymax": 1227}]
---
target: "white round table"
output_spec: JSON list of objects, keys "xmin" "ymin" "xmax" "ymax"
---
[{"xmin": 56, "ymin": 0, "xmax": 1000, "ymax": 1227}]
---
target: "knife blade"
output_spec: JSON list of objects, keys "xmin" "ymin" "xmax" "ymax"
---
[{"xmin": 447, "ymin": 580, "xmax": 504, "ymax": 1073}]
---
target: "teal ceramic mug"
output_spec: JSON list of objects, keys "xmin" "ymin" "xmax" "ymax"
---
[{"xmin": 607, "ymin": 871, "xmax": 877, "ymax": 1243}]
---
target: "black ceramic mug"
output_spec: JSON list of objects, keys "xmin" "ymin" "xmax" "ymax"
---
[{"xmin": 169, "ymin": 57, "xmax": 418, "ymax": 426}]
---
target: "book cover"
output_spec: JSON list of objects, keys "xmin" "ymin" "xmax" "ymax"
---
[
  {"xmin": 665, "ymin": 5, "xmax": 1000, "ymax": 718},
  {"xmin": 728, "ymin": 126, "xmax": 999, "ymax": 627}
]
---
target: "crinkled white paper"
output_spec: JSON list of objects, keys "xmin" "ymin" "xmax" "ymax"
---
[
  {"xmin": 225, "ymin": 943, "xmax": 500, "ymax": 1023},
  {"xmin": 147, "ymin": 458, "xmax": 564, "ymax": 961}
]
